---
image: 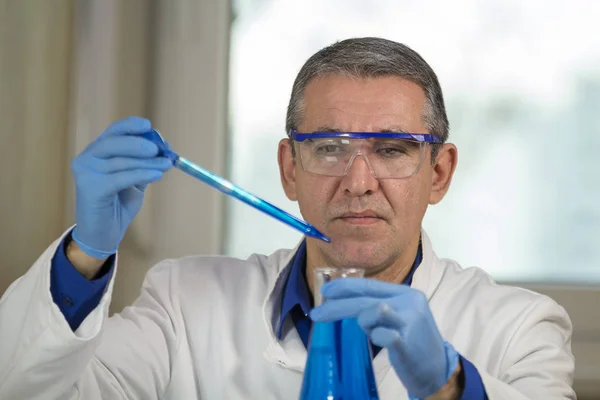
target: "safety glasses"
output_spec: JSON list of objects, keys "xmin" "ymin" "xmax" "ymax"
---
[{"xmin": 289, "ymin": 130, "xmax": 441, "ymax": 179}]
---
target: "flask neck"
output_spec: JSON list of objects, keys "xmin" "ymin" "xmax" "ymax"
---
[{"xmin": 313, "ymin": 267, "xmax": 365, "ymax": 306}]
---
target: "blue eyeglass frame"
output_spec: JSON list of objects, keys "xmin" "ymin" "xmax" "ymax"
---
[{"xmin": 289, "ymin": 130, "xmax": 442, "ymax": 143}]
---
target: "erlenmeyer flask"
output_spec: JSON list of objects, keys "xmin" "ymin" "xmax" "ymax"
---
[{"xmin": 299, "ymin": 267, "xmax": 379, "ymax": 400}]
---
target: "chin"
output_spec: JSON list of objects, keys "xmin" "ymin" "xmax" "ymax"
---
[{"xmin": 319, "ymin": 238, "xmax": 392, "ymax": 272}]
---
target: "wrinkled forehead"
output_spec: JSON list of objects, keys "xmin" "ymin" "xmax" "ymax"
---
[{"xmin": 300, "ymin": 75, "xmax": 428, "ymax": 133}]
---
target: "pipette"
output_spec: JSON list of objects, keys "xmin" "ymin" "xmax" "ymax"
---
[{"xmin": 141, "ymin": 129, "xmax": 330, "ymax": 243}]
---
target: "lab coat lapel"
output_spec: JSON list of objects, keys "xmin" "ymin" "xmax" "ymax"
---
[
  {"xmin": 410, "ymin": 230, "xmax": 445, "ymax": 300},
  {"xmin": 262, "ymin": 241, "xmax": 302, "ymax": 369}
]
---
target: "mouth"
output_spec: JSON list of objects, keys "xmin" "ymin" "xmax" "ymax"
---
[{"xmin": 336, "ymin": 211, "xmax": 383, "ymax": 225}]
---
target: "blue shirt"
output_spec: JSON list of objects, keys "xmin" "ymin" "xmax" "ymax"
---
[
  {"xmin": 50, "ymin": 231, "xmax": 115, "ymax": 331},
  {"xmin": 276, "ymin": 239, "xmax": 487, "ymax": 399},
  {"xmin": 51, "ymin": 233, "xmax": 486, "ymax": 398}
]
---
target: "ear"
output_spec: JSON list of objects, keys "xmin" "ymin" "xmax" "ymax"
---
[
  {"xmin": 429, "ymin": 144, "xmax": 458, "ymax": 205},
  {"xmin": 278, "ymin": 138, "xmax": 298, "ymax": 201}
]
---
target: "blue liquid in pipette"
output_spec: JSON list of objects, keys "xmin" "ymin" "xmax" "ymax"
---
[
  {"xmin": 174, "ymin": 157, "xmax": 329, "ymax": 242},
  {"xmin": 300, "ymin": 319, "xmax": 379, "ymax": 400},
  {"xmin": 140, "ymin": 130, "xmax": 330, "ymax": 243}
]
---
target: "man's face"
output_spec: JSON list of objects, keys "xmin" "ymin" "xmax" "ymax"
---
[{"xmin": 278, "ymin": 75, "xmax": 456, "ymax": 275}]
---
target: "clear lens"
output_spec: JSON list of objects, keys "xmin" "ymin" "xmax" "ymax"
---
[{"xmin": 298, "ymin": 138, "xmax": 427, "ymax": 178}]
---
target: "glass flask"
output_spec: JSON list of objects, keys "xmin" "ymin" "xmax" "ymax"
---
[{"xmin": 299, "ymin": 267, "xmax": 379, "ymax": 400}]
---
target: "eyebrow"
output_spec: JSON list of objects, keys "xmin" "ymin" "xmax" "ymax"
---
[
  {"xmin": 312, "ymin": 126, "xmax": 342, "ymax": 133},
  {"xmin": 312, "ymin": 126, "xmax": 409, "ymax": 134}
]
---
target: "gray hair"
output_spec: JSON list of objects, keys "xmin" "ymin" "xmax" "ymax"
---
[{"xmin": 285, "ymin": 37, "xmax": 449, "ymax": 159}]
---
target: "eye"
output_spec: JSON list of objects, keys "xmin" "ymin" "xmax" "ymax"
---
[
  {"xmin": 308, "ymin": 139, "xmax": 349, "ymax": 155},
  {"xmin": 376, "ymin": 147, "xmax": 408, "ymax": 157},
  {"xmin": 315, "ymin": 144, "xmax": 344, "ymax": 154},
  {"xmin": 374, "ymin": 140, "xmax": 420, "ymax": 158},
  {"xmin": 380, "ymin": 147, "xmax": 403, "ymax": 154}
]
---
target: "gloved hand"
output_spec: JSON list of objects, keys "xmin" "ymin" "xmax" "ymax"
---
[
  {"xmin": 310, "ymin": 278, "xmax": 459, "ymax": 399},
  {"xmin": 71, "ymin": 116, "xmax": 173, "ymax": 259}
]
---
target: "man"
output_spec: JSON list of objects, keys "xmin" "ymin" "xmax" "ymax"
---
[{"xmin": 0, "ymin": 38, "xmax": 575, "ymax": 399}]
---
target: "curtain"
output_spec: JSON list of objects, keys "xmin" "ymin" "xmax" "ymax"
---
[{"xmin": 0, "ymin": 0, "xmax": 230, "ymax": 314}]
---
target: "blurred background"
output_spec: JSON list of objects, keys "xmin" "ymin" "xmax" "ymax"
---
[{"xmin": 1, "ymin": 0, "xmax": 599, "ymax": 397}]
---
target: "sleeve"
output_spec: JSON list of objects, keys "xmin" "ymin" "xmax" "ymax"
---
[
  {"xmin": 477, "ymin": 297, "xmax": 576, "ymax": 399},
  {"xmin": 0, "ymin": 228, "xmax": 182, "ymax": 400},
  {"xmin": 459, "ymin": 355, "xmax": 488, "ymax": 399},
  {"xmin": 50, "ymin": 231, "xmax": 115, "ymax": 331}
]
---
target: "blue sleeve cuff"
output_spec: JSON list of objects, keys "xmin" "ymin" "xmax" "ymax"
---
[
  {"xmin": 459, "ymin": 355, "xmax": 488, "ymax": 400},
  {"xmin": 50, "ymin": 231, "xmax": 115, "ymax": 331}
]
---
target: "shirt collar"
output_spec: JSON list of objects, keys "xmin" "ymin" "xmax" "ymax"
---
[{"xmin": 277, "ymin": 238, "xmax": 423, "ymax": 339}]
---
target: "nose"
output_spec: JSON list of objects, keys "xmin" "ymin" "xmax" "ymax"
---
[{"xmin": 339, "ymin": 154, "xmax": 379, "ymax": 197}]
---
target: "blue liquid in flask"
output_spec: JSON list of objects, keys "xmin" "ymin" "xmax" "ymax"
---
[
  {"xmin": 339, "ymin": 318, "xmax": 379, "ymax": 399},
  {"xmin": 299, "ymin": 268, "xmax": 379, "ymax": 400},
  {"xmin": 299, "ymin": 320, "xmax": 342, "ymax": 399}
]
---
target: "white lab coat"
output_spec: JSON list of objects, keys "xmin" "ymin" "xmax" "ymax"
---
[{"xmin": 0, "ymin": 228, "xmax": 575, "ymax": 400}]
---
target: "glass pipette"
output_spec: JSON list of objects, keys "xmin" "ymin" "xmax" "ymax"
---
[{"xmin": 141, "ymin": 129, "xmax": 330, "ymax": 243}]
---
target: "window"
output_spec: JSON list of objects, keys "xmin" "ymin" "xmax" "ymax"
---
[{"xmin": 226, "ymin": 0, "xmax": 600, "ymax": 284}]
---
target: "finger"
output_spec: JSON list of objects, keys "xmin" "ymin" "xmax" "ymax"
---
[
  {"xmin": 322, "ymin": 278, "xmax": 412, "ymax": 299},
  {"xmin": 310, "ymin": 297, "xmax": 380, "ymax": 321},
  {"xmin": 104, "ymin": 169, "xmax": 165, "ymax": 195},
  {"xmin": 100, "ymin": 116, "xmax": 152, "ymax": 137},
  {"xmin": 86, "ymin": 136, "xmax": 160, "ymax": 159},
  {"xmin": 357, "ymin": 302, "xmax": 406, "ymax": 335},
  {"xmin": 370, "ymin": 326, "xmax": 404, "ymax": 351},
  {"xmin": 89, "ymin": 157, "xmax": 173, "ymax": 174}
]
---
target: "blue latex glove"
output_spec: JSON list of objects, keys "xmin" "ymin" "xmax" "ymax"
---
[
  {"xmin": 71, "ymin": 116, "xmax": 173, "ymax": 259},
  {"xmin": 310, "ymin": 278, "xmax": 459, "ymax": 399}
]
